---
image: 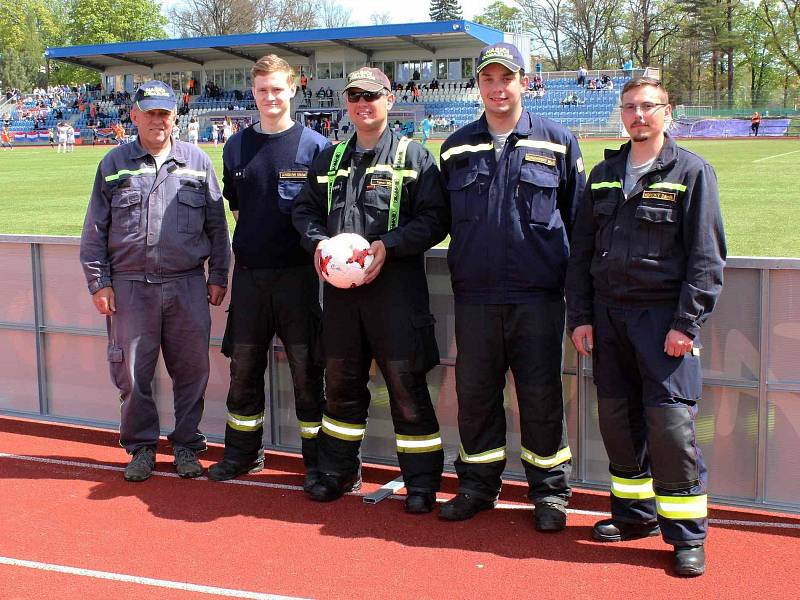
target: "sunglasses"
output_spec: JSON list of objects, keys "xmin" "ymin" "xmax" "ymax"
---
[{"xmin": 346, "ymin": 90, "xmax": 386, "ymax": 103}]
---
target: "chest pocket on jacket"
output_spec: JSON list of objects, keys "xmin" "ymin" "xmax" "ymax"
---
[
  {"xmin": 110, "ymin": 189, "xmax": 142, "ymax": 234},
  {"xmin": 634, "ymin": 203, "xmax": 678, "ymax": 258},
  {"xmin": 278, "ymin": 179, "xmax": 305, "ymax": 215},
  {"xmin": 592, "ymin": 199, "xmax": 617, "ymax": 254},
  {"xmin": 446, "ymin": 168, "xmax": 483, "ymax": 223},
  {"xmin": 177, "ymin": 188, "xmax": 206, "ymax": 234},
  {"xmin": 518, "ymin": 163, "xmax": 559, "ymax": 226},
  {"xmin": 363, "ymin": 183, "xmax": 392, "ymax": 236}
]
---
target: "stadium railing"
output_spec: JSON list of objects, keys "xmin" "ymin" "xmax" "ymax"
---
[{"xmin": 1, "ymin": 236, "xmax": 798, "ymax": 514}]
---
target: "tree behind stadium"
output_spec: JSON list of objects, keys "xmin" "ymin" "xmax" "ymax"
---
[{"xmin": 430, "ymin": 0, "xmax": 463, "ymax": 21}]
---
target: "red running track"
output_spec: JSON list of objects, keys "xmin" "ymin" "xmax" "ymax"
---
[{"xmin": 0, "ymin": 416, "xmax": 798, "ymax": 600}]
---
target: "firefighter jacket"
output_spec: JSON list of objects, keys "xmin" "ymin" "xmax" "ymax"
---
[
  {"xmin": 566, "ymin": 133, "xmax": 726, "ymax": 339},
  {"xmin": 292, "ymin": 126, "xmax": 448, "ymax": 262},
  {"xmin": 440, "ymin": 111, "xmax": 586, "ymax": 304},
  {"xmin": 80, "ymin": 138, "xmax": 230, "ymax": 294}
]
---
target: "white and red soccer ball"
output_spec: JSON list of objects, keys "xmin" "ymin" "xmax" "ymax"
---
[{"xmin": 318, "ymin": 233, "xmax": 374, "ymax": 288}]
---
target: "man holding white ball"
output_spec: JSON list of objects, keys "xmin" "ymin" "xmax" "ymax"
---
[{"xmin": 293, "ymin": 67, "xmax": 448, "ymax": 514}]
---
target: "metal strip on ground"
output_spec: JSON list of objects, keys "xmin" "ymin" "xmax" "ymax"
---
[{"xmin": 0, "ymin": 556, "xmax": 310, "ymax": 600}]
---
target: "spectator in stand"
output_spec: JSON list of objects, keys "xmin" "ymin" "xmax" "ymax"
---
[
  {"xmin": 588, "ymin": 79, "xmax": 597, "ymax": 91},
  {"xmin": 751, "ymin": 112, "xmax": 761, "ymax": 136},
  {"xmin": 577, "ymin": 66, "xmax": 588, "ymax": 86},
  {"xmin": 465, "ymin": 77, "xmax": 475, "ymax": 90},
  {"xmin": 300, "ymin": 72, "xmax": 308, "ymax": 93},
  {"xmin": 322, "ymin": 116, "xmax": 330, "ymax": 137},
  {"xmin": 412, "ymin": 83, "xmax": 420, "ymax": 103},
  {"xmin": 188, "ymin": 77, "xmax": 196, "ymax": 95},
  {"xmin": 430, "ymin": 78, "xmax": 439, "ymax": 90}
]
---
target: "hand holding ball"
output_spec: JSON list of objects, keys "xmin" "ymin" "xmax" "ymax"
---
[{"xmin": 318, "ymin": 233, "xmax": 374, "ymax": 288}]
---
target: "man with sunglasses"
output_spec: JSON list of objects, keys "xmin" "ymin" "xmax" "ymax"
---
[
  {"xmin": 566, "ymin": 77, "xmax": 726, "ymax": 576},
  {"xmin": 293, "ymin": 67, "xmax": 447, "ymax": 513},
  {"xmin": 438, "ymin": 43, "xmax": 585, "ymax": 531}
]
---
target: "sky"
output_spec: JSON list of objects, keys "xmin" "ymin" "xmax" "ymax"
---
[{"xmin": 158, "ymin": 0, "xmax": 498, "ymax": 30}]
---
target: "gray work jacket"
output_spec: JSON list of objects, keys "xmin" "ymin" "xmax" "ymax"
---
[{"xmin": 80, "ymin": 138, "xmax": 230, "ymax": 294}]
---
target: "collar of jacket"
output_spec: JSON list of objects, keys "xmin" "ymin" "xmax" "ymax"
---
[
  {"xmin": 129, "ymin": 137, "xmax": 189, "ymax": 166},
  {"xmin": 604, "ymin": 131, "xmax": 679, "ymax": 177},
  {"xmin": 473, "ymin": 110, "xmax": 534, "ymax": 140},
  {"xmin": 339, "ymin": 125, "xmax": 394, "ymax": 164}
]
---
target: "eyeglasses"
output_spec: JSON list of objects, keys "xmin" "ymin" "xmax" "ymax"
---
[
  {"xmin": 621, "ymin": 102, "xmax": 668, "ymax": 114},
  {"xmin": 346, "ymin": 90, "xmax": 386, "ymax": 103}
]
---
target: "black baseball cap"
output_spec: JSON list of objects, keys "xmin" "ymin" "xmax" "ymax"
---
[
  {"xmin": 476, "ymin": 42, "xmax": 525, "ymax": 74},
  {"xmin": 133, "ymin": 80, "xmax": 177, "ymax": 112}
]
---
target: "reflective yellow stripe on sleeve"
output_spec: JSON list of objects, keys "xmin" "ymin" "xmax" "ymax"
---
[
  {"xmin": 648, "ymin": 182, "xmax": 687, "ymax": 192},
  {"xmin": 321, "ymin": 416, "xmax": 366, "ymax": 442},
  {"xmin": 515, "ymin": 139, "xmax": 567, "ymax": 154},
  {"xmin": 520, "ymin": 445, "xmax": 572, "ymax": 468},
  {"xmin": 104, "ymin": 167, "xmax": 157, "ymax": 182},
  {"xmin": 591, "ymin": 181, "xmax": 622, "ymax": 190},
  {"xmin": 226, "ymin": 411, "xmax": 265, "ymax": 432},
  {"xmin": 459, "ymin": 444, "xmax": 506, "ymax": 464},
  {"xmin": 656, "ymin": 495, "xmax": 708, "ymax": 520},
  {"xmin": 611, "ymin": 475, "xmax": 655, "ymax": 499},
  {"xmin": 396, "ymin": 432, "xmax": 443, "ymax": 454},
  {"xmin": 441, "ymin": 142, "xmax": 493, "ymax": 161}
]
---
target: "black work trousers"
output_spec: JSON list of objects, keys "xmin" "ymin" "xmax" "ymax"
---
[
  {"xmin": 593, "ymin": 303, "xmax": 708, "ymax": 546},
  {"xmin": 318, "ymin": 260, "xmax": 443, "ymax": 493},
  {"xmin": 221, "ymin": 264, "xmax": 324, "ymax": 470},
  {"xmin": 453, "ymin": 298, "xmax": 572, "ymax": 504}
]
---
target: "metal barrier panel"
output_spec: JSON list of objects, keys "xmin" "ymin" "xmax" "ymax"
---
[{"xmin": 1, "ymin": 236, "xmax": 799, "ymax": 513}]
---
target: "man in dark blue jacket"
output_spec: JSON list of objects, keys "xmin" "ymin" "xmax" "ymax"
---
[
  {"xmin": 439, "ymin": 43, "xmax": 585, "ymax": 530},
  {"xmin": 566, "ymin": 77, "xmax": 726, "ymax": 577}
]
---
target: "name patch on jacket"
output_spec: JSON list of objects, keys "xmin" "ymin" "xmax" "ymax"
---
[
  {"xmin": 524, "ymin": 153, "xmax": 556, "ymax": 167},
  {"xmin": 642, "ymin": 190, "xmax": 677, "ymax": 202},
  {"xmin": 279, "ymin": 169, "xmax": 307, "ymax": 179},
  {"xmin": 367, "ymin": 176, "xmax": 392, "ymax": 190}
]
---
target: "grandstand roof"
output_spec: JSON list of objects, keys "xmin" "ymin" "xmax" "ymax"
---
[{"xmin": 45, "ymin": 21, "xmax": 503, "ymax": 72}]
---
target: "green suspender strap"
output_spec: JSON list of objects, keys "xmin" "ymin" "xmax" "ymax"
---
[
  {"xmin": 388, "ymin": 136, "xmax": 411, "ymax": 231},
  {"xmin": 327, "ymin": 140, "xmax": 350, "ymax": 214}
]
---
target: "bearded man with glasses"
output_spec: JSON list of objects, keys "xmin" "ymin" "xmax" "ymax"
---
[
  {"xmin": 293, "ymin": 67, "xmax": 448, "ymax": 513},
  {"xmin": 566, "ymin": 77, "xmax": 726, "ymax": 576}
]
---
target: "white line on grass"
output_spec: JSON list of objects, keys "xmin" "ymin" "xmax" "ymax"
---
[
  {"xmin": 0, "ymin": 556, "xmax": 308, "ymax": 600},
  {"xmin": 753, "ymin": 148, "xmax": 800, "ymax": 163},
  {"xmin": 3, "ymin": 452, "xmax": 799, "ymax": 530}
]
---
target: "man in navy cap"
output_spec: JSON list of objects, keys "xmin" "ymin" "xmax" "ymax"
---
[
  {"xmin": 80, "ymin": 80, "xmax": 230, "ymax": 482},
  {"xmin": 438, "ymin": 43, "xmax": 585, "ymax": 529}
]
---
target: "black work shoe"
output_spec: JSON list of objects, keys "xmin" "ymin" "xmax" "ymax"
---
[
  {"xmin": 207, "ymin": 456, "xmax": 264, "ymax": 481},
  {"xmin": 534, "ymin": 502, "xmax": 567, "ymax": 532},
  {"xmin": 308, "ymin": 473, "xmax": 362, "ymax": 502},
  {"xmin": 124, "ymin": 446, "xmax": 156, "ymax": 482},
  {"xmin": 173, "ymin": 447, "xmax": 204, "ymax": 478},
  {"xmin": 405, "ymin": 492, "xmax": 437, "ymax": 514},
  {"xmin": 438, "ymin": 493, "xmax": 496, "ymax": 521},
  {"xmin": 592, "ymin": 518, "xmax": 661, "ymax": 542},
  {"xmin": 674, "ymin": 545, "xmax": 705, "ymax": 577},
  {"xmin": 303, "ymin": 469, "xmax": 322, "ymax": 493}
]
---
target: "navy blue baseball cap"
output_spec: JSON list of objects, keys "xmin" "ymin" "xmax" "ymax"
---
[
  {"xmin": 133, "ymin": 80, "xmax": 177, "ymax": 112},
  {"xmin": 476, "ymin": 42, "xmax": 525, "ymax": 74}
]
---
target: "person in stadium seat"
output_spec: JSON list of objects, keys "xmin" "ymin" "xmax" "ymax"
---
[
  {"xmin": 566, "ymin": 76, "xmax": 726, "ymax": 577},
  {"xmin": 80, "ymin": 80, "xmax": 230, "ymax": 483},
  {"xmin": 206, "ymin": 55, "xmax": 328, "ymax": 487},
  {"xmin": 438, "ymin": 42, "xmax": 585, "ymax": 531},
  {"xmin": 292, "ymin": 66, "xmax": 447, "ymax": 514}
]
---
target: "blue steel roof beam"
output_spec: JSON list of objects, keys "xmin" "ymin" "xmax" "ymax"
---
[
  {"xmin": 51, "ymin": 56, "xmax": 105, "ymax": 72},
  {"xmin": 268, "ymin": 43, "xmax": 311, "ymax": 58},
  {"xmin": 331, "ymin": 39, "xmax": 372, "ymax": 59},
  {"xmin": 107, "ymin": 53, "xmax": 154, "ymax": 68},
  {"xmin": 155, "ymin": 50, "xmax": 204, "ymax": 66},
  {"xmin": 396, "ymin": 36, "xmax": 436, "ymax": 54},
  {"xmin": 212, "ymin": 46, "xmax": 258, "ymax": 61}
]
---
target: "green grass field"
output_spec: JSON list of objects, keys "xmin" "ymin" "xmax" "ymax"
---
[{"xmin": 1, "ymin": 137, "xmax": 798, "ymax": 256}]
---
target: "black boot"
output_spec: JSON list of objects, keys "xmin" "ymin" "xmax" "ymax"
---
[
  {"xmin": 405, "ymin": 492, "xmax": 437, "ymax": 514},
  {"xmin": 674, "ymin": 545, "xmax": 705, "ymax": 577},
  {"xmin": 308, "ymin": 472, "xmax": 362, "ymax": 502},
  {"xmin": 592, "ymin": 518, "xmax": 660, "ymax": 542},
  {"xmin": 438, "ymin": 493, "xmax": 496, "ymax": 521}
]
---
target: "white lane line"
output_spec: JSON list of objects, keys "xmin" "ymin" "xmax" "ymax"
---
[
  {"xmin": 0, "ymin": 556, "xmax": 309, "ymax": 599},
  {"xmin": 753, "ymin": 148, "xmax": 800, "ymax": 163},
  {"xmin": 3, "ymin": 453, "xmax": 800, "ymax": 530}
]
